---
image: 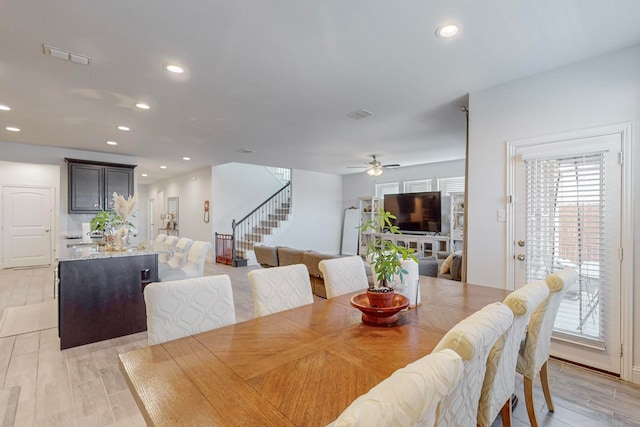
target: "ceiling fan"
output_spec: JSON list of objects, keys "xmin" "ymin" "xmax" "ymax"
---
[{"xmin": 348, "ymin": 155, "xmax": 400, "ymax": 176}]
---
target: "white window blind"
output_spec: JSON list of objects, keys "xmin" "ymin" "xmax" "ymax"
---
[
  {"xmin": 375, "ymin": 182, "xmax": 399, "ymax": 198},
  {"xmin": 404, "ymin": 179, "xmax": 432, "ymax": 193},
  {"xmin": 525, "ymin": 152, "xmax": 606, "ymax": 343},
  {"xmin": 437, "ymin": 176, "xmax": 465, "ymax": 196}
]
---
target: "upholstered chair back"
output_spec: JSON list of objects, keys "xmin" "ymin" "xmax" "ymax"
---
[
  {"xmin": 184, "ymin": 241, "xmax": 212, "ymax": 276},
  {"xmin": 166, "ymin": 237, "xmax": 194, "ymax": 269},
  {"xmin": 433, "ymin": 302, "xmax": 514, "ymax": 427},
  {"xmin": 517, "ymin": 268, "xmax": 578, "ymax": 378},
  {"xmin": 158, "ymin": 235, "xmax": 180, "ymax": 263},
  {"xmin": 319, "ymin": 256, "xmax": 369, "ymax": 299},
  {"xmin": 144, "ymin": 274, "xmax": 236, "ymax": 346},
  {"xmin": 159, "ymin": 240, "xmax": 212, "ymax": 281},
  {"xmin": 477, "ymin": 280, "xmax": 549, "ymax": 426},
  {"xmin": 329, "ymin": 349, "xmax": 464, "ymax": 427},
  {"xmin": 248, "ymin": 264, "xmax": 314, "ymax": 317},
  {"xmin": 153, "ymin": 233, "xmax": 168, "ymax": 250},
  {"xmin": 515, "ymin": 268, "xmax": 578, "ymax": 426}
]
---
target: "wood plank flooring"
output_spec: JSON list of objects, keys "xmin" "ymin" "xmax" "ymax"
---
[{"xmin": 0, "ymin": 263, "xmax": 639, "ymax": 426}]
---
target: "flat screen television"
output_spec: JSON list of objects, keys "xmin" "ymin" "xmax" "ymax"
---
[{"xmin": 383, "ymin": 191, "xmax": 442, "ymax": 233}]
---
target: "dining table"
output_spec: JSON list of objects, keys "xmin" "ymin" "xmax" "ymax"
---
[{"xmin": 118, "ymin": 276, "xmax": 509, "ymax": 426}]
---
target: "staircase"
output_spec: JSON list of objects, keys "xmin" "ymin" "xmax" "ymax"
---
[{"xmin": 232, "ymin": 182, "xmax": 291, "ymax": 265}]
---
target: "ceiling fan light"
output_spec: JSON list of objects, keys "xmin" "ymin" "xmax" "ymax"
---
[{"xmin": 367, "ymin": 167, "xmax": 383, "ymax": 177}]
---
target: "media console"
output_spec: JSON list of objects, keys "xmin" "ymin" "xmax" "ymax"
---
[{"xmin": 367, "ymin": 233, "xmax": 450, "ymax": 259}]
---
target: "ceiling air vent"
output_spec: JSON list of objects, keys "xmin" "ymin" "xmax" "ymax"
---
[
  {"xmin": 346, "ymin": 109, "xmax": 375, "ymax": 120},
  {"xmin": 43, "ymin": 44, "xmax": 92, "ymax": 65}
]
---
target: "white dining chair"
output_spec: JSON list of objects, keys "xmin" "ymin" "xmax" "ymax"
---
[
  {"xmin": 158, "ymin": 237, "xmax": 194, "ymax": 275},
  {"xmin": 477, "ymin": 280, "xmax": 550, "ymax": 427},
  {"xmin": 144, "ymin": 274, "xmax": 236, "ymax": 346},
  {"xmin": 153, "ymin": 233, "xmax": 168, "ymax": 250},
  {"xmin": 160, "ymin": 240, "xmax": 212, "ymax": 281},
  {"xmin": 318, "ymin": 256, "xmax": 369, "ymax": 299},
  {"xmin": 516, "ymin": 268, "xmax": 578, "ymax": 427},
  {"xmin": 158, "ymin": 235, "xmax": 180, "ymax": 263},
  {"xmin": 329, "ymin": 349, "xmax": 464, "ymax": 427},
  {"xmin": 248, "ymin": 264, "xmax": 314, "ymax": 317},
  {"xmin": 433, "ymin": 302, "xmax": 514, "ymax": 427}
]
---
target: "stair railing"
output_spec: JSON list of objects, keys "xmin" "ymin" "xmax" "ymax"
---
[{"xmin": 232, "ymin": 182, "xmax": 291, "ymax": 263}]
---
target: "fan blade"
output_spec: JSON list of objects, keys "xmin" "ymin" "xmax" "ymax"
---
[
  {"xmin": 382, "ymin": 163, "xmax": 401, "ymax": 168},
  {"xmin": 347, "ymin": 166, "xmax": 368, "ymax": 169}
]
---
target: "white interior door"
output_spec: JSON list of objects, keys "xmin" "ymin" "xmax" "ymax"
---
[
  {"xmin": 511, "ymin": 133, "xmax": 622, "ymax": 374},
  {"xmin": 2, "ymin": 186, "xmax": 53, "ymax": 268}
]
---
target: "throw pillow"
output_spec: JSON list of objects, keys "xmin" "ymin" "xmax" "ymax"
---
[{"xmin": 440, "ymin": 252, "xmax": 456, "ymax": 275}]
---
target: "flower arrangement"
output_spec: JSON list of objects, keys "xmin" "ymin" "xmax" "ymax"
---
[
  {"xmin": 90, "ymin": 193, "xmax": 136, "ymax": 250},
  {"xmin": 111, "ymin": 192, "xmax": 136, "ymax": 250},
  {"xmin": 358, "ymin": 209, "xmax": 418, "ymax": 290}
]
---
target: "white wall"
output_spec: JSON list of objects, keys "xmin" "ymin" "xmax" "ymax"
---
[
  {"xmin": 467, "ymin": 45, "xmax": 639, "ymax": 376},
  {"xmin": 141, "ymin": 166, "xmax": 213, "ymax": 246},
  {"xmin": 211, "ymin": 165, "xmax": 343, "ymax": 255},
  {"xmin": 273, "ymin": 169, "xmax": 344, "ymax": 254},
  {"xmin": 211, "ymin": 163, "xmax": 286, "ymax": 235}
]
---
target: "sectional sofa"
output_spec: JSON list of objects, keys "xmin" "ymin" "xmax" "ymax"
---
[{"xmin": 253, "ymin": 245, "xmax": 345, "ymax": 298}]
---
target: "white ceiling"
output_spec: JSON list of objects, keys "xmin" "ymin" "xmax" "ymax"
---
[{"xmin": 1, "ymin": 1, "xmax": 639, "ymax": 184}]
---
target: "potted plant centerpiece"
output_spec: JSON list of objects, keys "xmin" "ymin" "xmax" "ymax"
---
[
  {"xmin": 90, "ymin": 192, "xmax": 137, "ymax": 251},
  {"xmin": 358, "ymin": 209, "xmax": 418, "ymax": 308},
  {"xmin": 90, "ymin": 210, "xmax": 118, "ymax": 248}
]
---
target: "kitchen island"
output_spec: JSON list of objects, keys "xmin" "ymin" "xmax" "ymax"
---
[{"xmin": 57, "ymin": 243, "xmax": 160, "ymax": 350}]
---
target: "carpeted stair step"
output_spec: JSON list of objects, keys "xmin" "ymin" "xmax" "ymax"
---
[
  {"xmin": 236, "ymin": 241, "xmax": 255, "ymax": 251},
  {"xmin": 261, "ymin": 219, "xmax": 279, "ymax": 228},
  {"xmin": 252, "ymin": 226, "xmax": 272, "ymax": 235},
  {"xmin": 244, "ymin": 233, "xmax": 263, "ymax": 242},
  {"xmin": 268, "ymin": 213, "xmax": 288, "ymax": 221}
]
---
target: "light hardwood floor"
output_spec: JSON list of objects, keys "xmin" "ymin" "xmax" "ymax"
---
[{"xmin": 0, "ymin": 264, "xmax": 639, "ymax": 426}]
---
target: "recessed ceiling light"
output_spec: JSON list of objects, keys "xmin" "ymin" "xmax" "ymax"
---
[
  {"xmin": 135, "ymin": 103, "xmax": 150, "ymax": 110},
  {"xmin": 0, "ymin": 105, "xmax": 10, "ymax": 111},
  {"xmin": 160, "ymin": 165, "xmax": 167, "ymax": 169},
  {"xmin": 117, "ymin": 126, "xmax": 130, "ymax": 131},
  {"xmin": 182, "ymin": 157, "xmax": 190, "ymax": 161},
  {"xmin": 6, "ymin": 126, "xmax": 20, "ymax": 132},
  {"xmin": 141, "ymin": 173, "xmax": 148, "ymax": 177},
  {"xmin": 165, "ymin": 64, "xmax": 184, "ymax": 74},
  {"xmin": 436, "ymin": 24, "xmax": 460, "ymax": 38},
  {"xmin": 106, "ymin": 141, "xmax": 118, "ymax": 146}
]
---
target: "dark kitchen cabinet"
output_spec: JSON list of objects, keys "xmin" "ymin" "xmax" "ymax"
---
[{"xmin": 66, "ymin": 158, "xmax": 136, "ymax": 213}]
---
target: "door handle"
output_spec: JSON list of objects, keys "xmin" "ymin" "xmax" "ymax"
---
[
  {"xmin": 517, "ymin": 240, "xmax": 525, "ymax": 247},
  {"xmin": 45, "ymin": 229, "xmax": 50, "ymax": 232},
  {"xmin": 517, "ymin": 254, "xmax": 525, "ymax": 261}
]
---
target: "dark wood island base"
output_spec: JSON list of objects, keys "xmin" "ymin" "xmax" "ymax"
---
[{"xmin": 57, "ymin": 253, "xmax": 158, "ymax": 350}]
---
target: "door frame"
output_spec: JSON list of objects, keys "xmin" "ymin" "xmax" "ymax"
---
[
  {"xmin": 1, "ymin": 184, "xmax": 56, "ymax": 269},
  {"xmin": 506, "ymin": 122, "xmax": 633, "ymax": 382}
]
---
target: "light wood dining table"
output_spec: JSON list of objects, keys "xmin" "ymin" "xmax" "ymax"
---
[{"xmin": 119, "ymin": 276, "xmax": 508, "ymax": 426}]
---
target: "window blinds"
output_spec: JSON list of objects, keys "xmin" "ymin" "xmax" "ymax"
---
[
  {"xmin": 404, "ymin": 179, "xmax": 432, "ymax": 192},
  {"xmin": 375, "ymin": 182, "xmax": 399, "ymax": 198},
  {"xmin": 525, "ymin": 152, "xmax": 606, "ymax": 343},
  {"xmin": 437, "ymin": 176, "xmax": 465, "ymax": 196}
]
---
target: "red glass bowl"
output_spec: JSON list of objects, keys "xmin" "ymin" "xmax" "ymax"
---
[{"xmin": 350, "ymin": 293, "xmax": 410, "ymax": 326}]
